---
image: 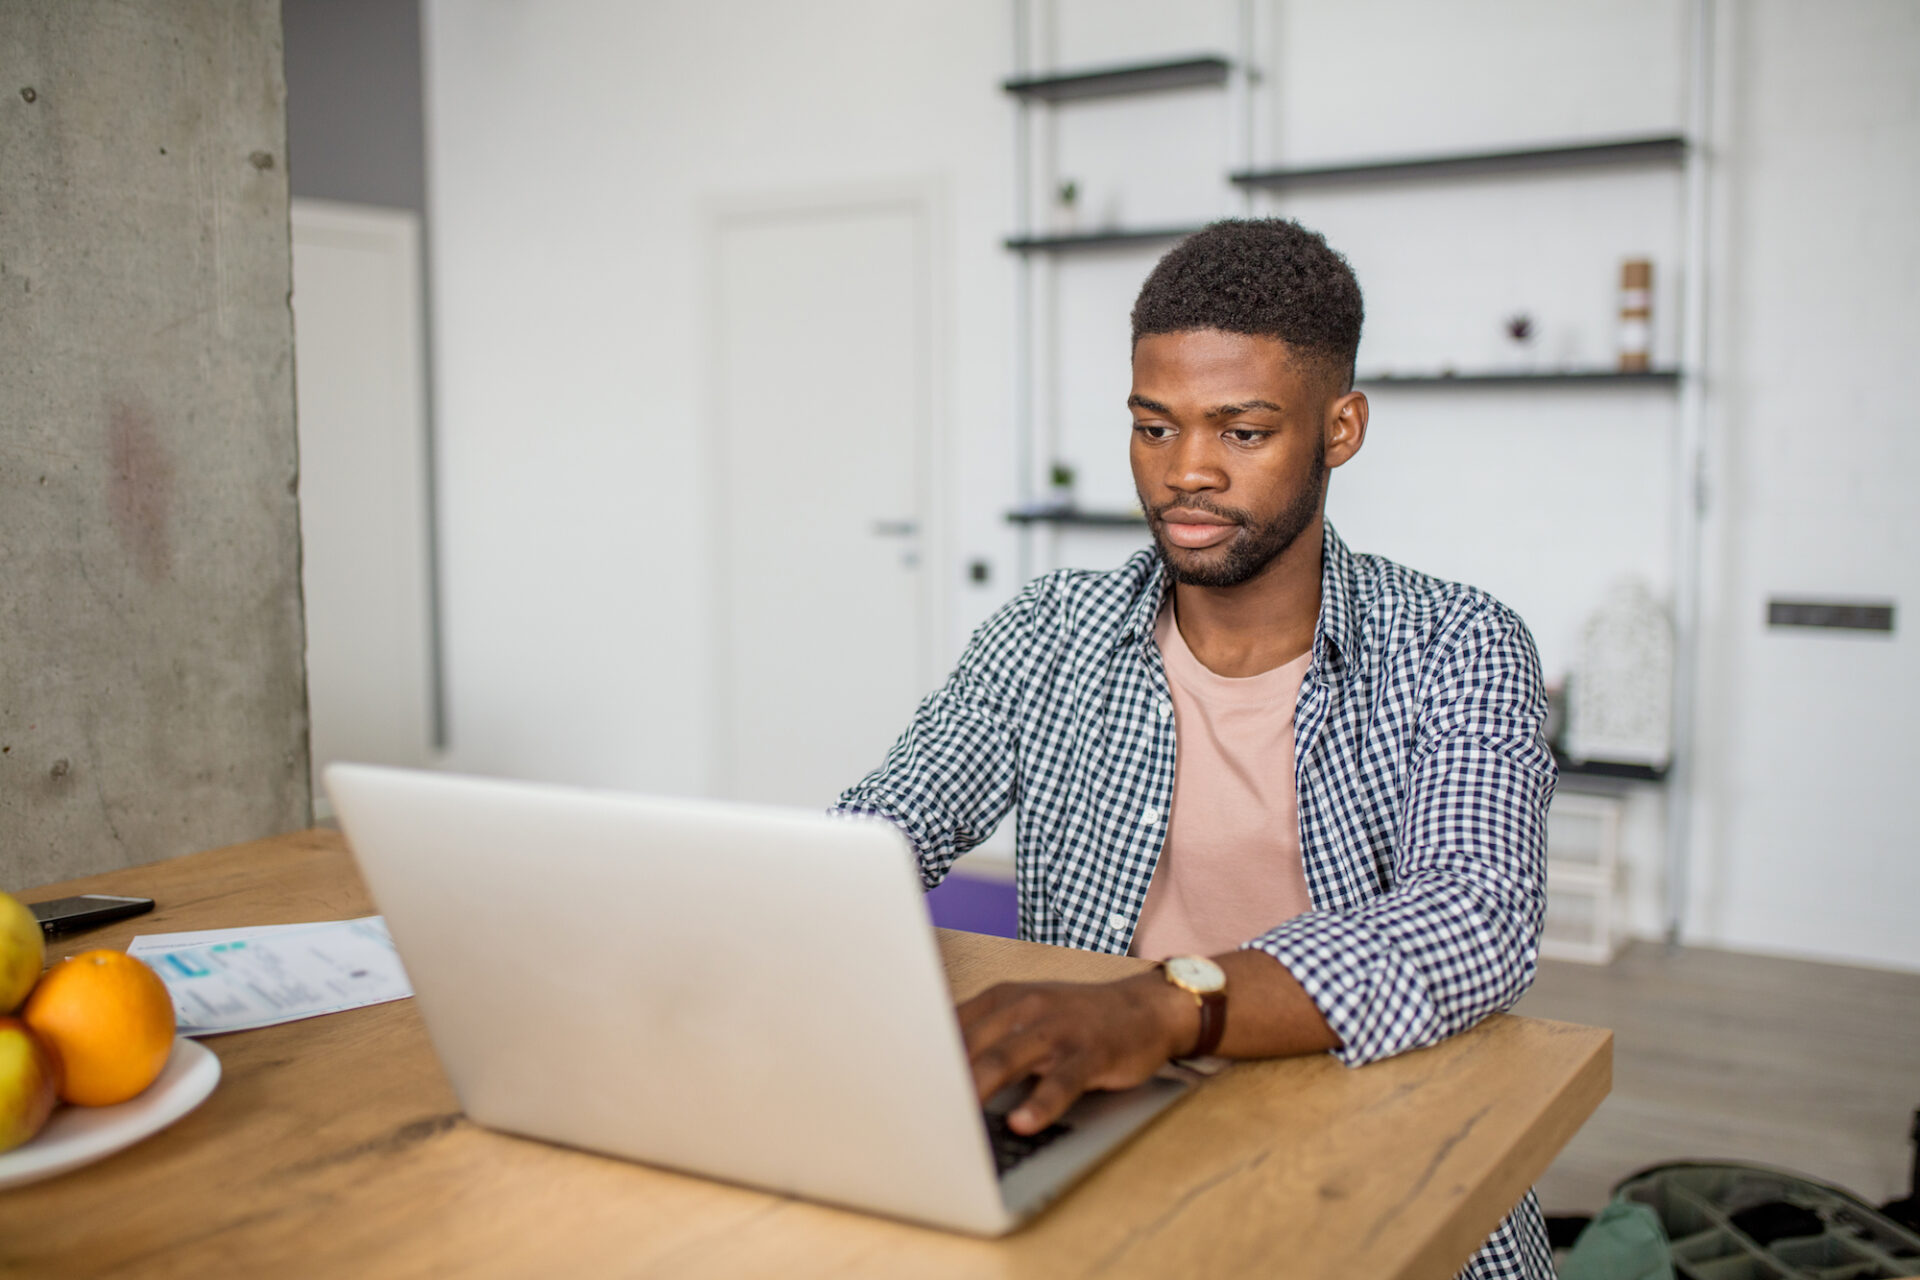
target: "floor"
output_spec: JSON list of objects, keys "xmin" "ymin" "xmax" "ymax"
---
[{"xmin": 1515, "ymin": 939, "xmax": 1920, "ymax": 1216}]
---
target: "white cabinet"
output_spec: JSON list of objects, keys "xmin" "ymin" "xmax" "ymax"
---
[{"xmin": 1542, "ymin": 790, "xmax": 1625, "ymax": 964}]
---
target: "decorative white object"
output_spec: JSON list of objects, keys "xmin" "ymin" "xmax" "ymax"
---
[{"xmin": 1564, "ymin": 578, "xmax": 1674, "ymax": 767}]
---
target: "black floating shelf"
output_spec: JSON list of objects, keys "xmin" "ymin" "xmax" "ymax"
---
[
  {"xmin": 1232, "ymin": 134, "xmax": 1687, "ymax": 190},
  {"xmin": 1004, "ymin": 226, "xmax": 1204, "ymax": 254},
  {"xmin": 1555, "ymin": 751, "xmax": 1669, "ymax": 783},
  {"xmin": 1005, "ymin": 508, "xmax": 1148, "ymax": 528},
  {"xmin": 1003, "ymin": 56, "xmax": 1231, "ymax": 103},
  {"xmin": 1357, "ymin": 369, "xmax": 1682, "ymax": 389}
]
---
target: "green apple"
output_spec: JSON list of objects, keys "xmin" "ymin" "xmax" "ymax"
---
[
  {"xmin": 0, "ymin": 892, "xmax": 44, "ymax": 1014},
  {"xmin": 0, "ymin": 1016, "xmax": 59, "ymax": 1154}
]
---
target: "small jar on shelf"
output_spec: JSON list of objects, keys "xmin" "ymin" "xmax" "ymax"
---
[{"xmin": 1617, "ymin": 258, "xmax": 1653, "ymax": 372}]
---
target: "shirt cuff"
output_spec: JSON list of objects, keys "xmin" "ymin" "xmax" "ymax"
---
[
  {"xmin": 1242, "ymin": 911, "xmax": 1445, "ymax": 1068},
  {"xmin": 830, "ymin": 800, "xmax": 947, "ymax": 887}
]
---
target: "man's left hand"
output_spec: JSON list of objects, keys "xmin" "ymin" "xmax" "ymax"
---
[{"xmin": 957, "ymin": 972, "xmax": 1195, "ymax": 1134}]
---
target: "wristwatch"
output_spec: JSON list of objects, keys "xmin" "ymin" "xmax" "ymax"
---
[{"xmin": 1157, "ymin": 955, "xmax": 1228, "ymax": 1057}]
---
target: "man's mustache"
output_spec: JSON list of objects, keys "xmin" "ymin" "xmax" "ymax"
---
[{"xmin": 1147, "ymin": 497, "xmax": 1250, "ymax": 525}]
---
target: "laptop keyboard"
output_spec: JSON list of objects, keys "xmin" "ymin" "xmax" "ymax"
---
[{"xmin": 984, "ymin": 1110, "xmax": 1072, "ymax": 1176}]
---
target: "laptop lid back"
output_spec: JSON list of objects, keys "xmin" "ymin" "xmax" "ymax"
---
[{"xmin": 326, "ymin": 764, "xmax": 1009, "ymax": 1234}]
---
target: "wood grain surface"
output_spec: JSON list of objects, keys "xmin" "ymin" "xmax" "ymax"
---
[{"xmin": 2, "ymin": 831, "xmax": 1610, "ymax": 1278}]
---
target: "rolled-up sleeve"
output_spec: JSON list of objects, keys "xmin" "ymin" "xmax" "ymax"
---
[
  {"xmin": 1244, "ymin": 607, "xmax": 1555, "ymax": 1066},
  {"xmin": 834, "ymin": 583, "xmax": 1046, "ymax": 887}
]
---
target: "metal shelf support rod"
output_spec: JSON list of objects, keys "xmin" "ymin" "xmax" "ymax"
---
[
  {"xmin": 1666, "ymin": 0, "xmax": 1715, "ymax": 946},
  {"xmin": 1012, "ymin": 0, "xmax": 1035, "ymax": 587}
]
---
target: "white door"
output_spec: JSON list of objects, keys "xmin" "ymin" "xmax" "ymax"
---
[
  {"xmin": 290, "ymin": 199, "xmax": 437, "ymax": 812},
  {"xmin": 714, "ymin": 201, "xmax": 932, "ymax": 807}
]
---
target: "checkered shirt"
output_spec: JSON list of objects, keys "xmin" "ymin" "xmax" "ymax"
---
[{"xmin": 837, "ymin": 522, "xmax": 1556, "ymax": 1280}]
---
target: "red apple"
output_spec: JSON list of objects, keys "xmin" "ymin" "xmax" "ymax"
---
[{"xmin": 0, "ymin": 1016, "xmax": 59, "ymax": 1154}]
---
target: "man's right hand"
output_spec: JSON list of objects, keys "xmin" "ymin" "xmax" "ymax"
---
[{"xmin": 957, "ymin": 972, "xmax": 1196, "ymax": 1134}]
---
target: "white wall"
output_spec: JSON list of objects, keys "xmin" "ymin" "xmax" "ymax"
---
[
  {"xmin": 422, "ymin": 0, "xmax": 1017, "ymax": 792},
  {"xmin": 1686, "ymin": 1, "xmax": 1920, "ymax": 969},
  {"xmin": 423, "ymin": 1, "xmax": 1920, "ymax": 970}
]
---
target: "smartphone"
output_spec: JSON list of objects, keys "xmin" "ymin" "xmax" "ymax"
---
[{"xmin": 27, "ymin": 894, "xmax": 155, "ymax": 938}]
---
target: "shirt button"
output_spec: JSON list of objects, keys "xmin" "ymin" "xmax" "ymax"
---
[
  {"xmin": 1156, "ymin": 700, "xmax": 1172, "ymax": 719},
  {"xmin": 1141, "ymin": 806, "xmax": 1160, "ymax": 825},
  {"xmin": 1107, "ymin": 911, "xmax": 1129, "ymax": 934}
]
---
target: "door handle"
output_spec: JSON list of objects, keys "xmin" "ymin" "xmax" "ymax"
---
[{"xmin": 871, "ymin": 519, "xmax": 919, "ymax": 537}]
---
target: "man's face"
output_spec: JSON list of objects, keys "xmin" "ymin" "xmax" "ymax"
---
[{"xmin": 1129, "ymin": 329, "xmax": 1352, "ymax": 589}]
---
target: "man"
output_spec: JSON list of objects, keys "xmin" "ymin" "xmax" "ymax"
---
[{"xmin": 837, "ymin": 218, "xmax": 1555, "ymax": 1279}]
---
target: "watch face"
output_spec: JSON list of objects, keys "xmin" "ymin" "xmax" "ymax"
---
[{"xmin": 1165, "ymin": 954, "xmax": 1226, "ymax": 994}]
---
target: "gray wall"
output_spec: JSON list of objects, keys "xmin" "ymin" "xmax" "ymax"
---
[
  {"xmin": 282, "ymin": 0, "xmax": 426, "ymax": 211},
  {"xmin": 1, "ymin": 1, "xmax": 312, "ymax": 888}
]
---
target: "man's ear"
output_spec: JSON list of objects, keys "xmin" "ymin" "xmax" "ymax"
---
[{"xmin": 1325, "ymin": 391, "xmax": 1368, "ymax": 469}]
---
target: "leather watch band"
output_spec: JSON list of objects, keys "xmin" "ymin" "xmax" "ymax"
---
[{"xmin": 1191, "ymin": 988, "xmax": 1227, "ymax": 1057}]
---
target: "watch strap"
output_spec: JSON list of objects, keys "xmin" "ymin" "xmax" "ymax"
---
[{"xmin": 1191, "ymin": 988, "xmax": 1227, "ymax": 1057}]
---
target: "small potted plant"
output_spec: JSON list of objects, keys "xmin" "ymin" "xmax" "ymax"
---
[
  {"xmin": 1047, "ymin": 462, "xmax": 1076, "ymax": 512},
  {"xmin": 1053, "ymin": 179, "xmax": 1080, "ymax": 234}
]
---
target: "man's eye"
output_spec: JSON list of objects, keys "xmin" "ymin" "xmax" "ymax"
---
[
  {"xmin": 1133, "ymin": 423, "xmax": 1174, "ymax": 440},
  {"xmin": 1226, "ymin": 429, "xmax": 1270, "ymax": 444}
]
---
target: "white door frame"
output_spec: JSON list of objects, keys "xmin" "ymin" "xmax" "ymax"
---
[{"xmin": 289, "ymin": 197, "xmax": 440, "ymax": 814}]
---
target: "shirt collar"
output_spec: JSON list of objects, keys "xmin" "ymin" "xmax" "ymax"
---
[
  {"xmin": 1123, "ymin": 521, "xmax": 1361, "ymax": 681},
  {"xmin": 1313, "ymin": 521, "xmax": 1361, "ymax": 682},
  {"xmin": 1123, "ymin": 553, "xmax": 1172, "ymax": 645}
]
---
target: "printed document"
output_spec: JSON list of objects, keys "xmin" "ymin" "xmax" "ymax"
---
[{"xmin": 126, "ymin": 917, "xmax": 413, "ymax": 1036}]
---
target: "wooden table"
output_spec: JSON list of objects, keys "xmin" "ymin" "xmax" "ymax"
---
[{"xmin": 1, "ymin": 831, "xmax": 1610, "ymax": 1278}]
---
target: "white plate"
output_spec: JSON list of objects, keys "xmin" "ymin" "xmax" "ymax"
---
[{"xmin": 0, "ymin": 1037, "xmax": 220, "ymax": 1190}]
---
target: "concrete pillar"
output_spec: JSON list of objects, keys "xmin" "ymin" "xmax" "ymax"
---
[{"xmin": 1, "ymin": 0, "xmax": 311, "ymax": 887}]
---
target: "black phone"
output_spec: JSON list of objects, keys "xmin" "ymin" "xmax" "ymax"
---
[{"xmin": 27, "ymin": 894, "xmax": 156, "ymax": 938}]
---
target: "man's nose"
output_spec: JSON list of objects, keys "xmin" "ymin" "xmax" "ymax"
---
[{"xmin": 1164, "ymin": 435, "xmax": 1227, "ymax": 492}]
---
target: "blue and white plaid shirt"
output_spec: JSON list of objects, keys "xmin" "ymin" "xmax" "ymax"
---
[{"xmin": 838, "ymin": 522, "xmax": 1556, "ymax": 1280}]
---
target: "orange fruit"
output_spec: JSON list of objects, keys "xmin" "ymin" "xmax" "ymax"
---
[{"xmin": 22, "ymin": 950, "xmax": 176, "ymax": 1106}]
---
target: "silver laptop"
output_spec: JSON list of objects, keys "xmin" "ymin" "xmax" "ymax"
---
[{"xmin": 325, "ymin": 764, "xmax": 1192, "ymax": 1236}]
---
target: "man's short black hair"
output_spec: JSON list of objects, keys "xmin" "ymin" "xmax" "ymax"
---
[{"xmin": 1130, "ymin": 218, "xmax": 1364, "ymax": 392}]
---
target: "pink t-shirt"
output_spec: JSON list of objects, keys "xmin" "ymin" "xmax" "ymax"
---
[{"xmin": 1129, "ymin": 600, "xmax": 1315, "ymax": 960}]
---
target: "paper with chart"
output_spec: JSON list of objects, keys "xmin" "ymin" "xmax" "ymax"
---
[{"xmin": 126, "ymin": 917, "xmax": 413, "ymax": 1036}]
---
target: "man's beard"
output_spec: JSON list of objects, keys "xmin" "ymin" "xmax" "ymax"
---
[{"xmin": 1142, "ymin": 447, "xmax": 1327, "ymax": 590}]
